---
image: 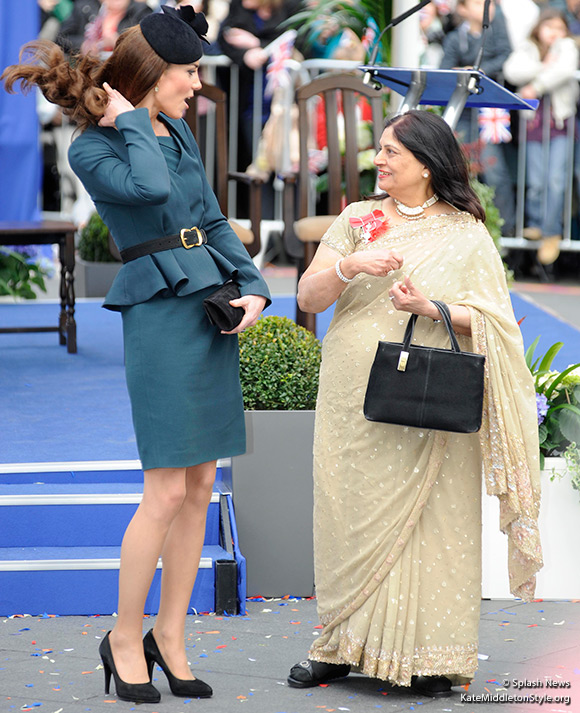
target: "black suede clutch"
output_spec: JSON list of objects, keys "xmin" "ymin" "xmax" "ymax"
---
[{"xmin": 203, "ymin": 281, "xmax": 244, "ymax": 331}]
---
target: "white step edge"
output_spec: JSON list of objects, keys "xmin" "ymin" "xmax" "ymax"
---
[
  {"xmin": 0, "ymin": 557, "xmax": 213, "ymax": 572},
  {"xmin": 0, "ymin": 492, "xmax": 221, "ymax": 506},
  {"xmin": 0, "ymin": 458, "xmax": 231, "ymax": 475}
]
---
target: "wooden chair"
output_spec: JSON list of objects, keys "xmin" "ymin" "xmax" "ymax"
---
[
  {"xmin": 283, "ymin": 72, "xmax": 386, "ymax": 333},
  {"xmin": 184, "ymin": 82, "xmax": 263, "ymax": 258}
]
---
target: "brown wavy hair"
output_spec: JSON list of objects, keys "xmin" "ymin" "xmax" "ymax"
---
[{"xmin": 1, "ymin": 26, "xmax": 168, "ymax": 133}]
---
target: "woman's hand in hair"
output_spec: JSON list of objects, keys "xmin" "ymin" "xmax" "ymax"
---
[{"xmin": 98, "ymin": 82, "xmax": 135, "ymax": 128}]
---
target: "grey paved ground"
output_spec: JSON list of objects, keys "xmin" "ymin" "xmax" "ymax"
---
[{"xmin": 2, "ymin": 597, "xmax": 579, "ymax": 713}]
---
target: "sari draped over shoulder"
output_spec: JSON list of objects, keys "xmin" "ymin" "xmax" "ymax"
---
[{"xmin": 308, "ymin": 200, "xmax": 542, "ymax": 686}]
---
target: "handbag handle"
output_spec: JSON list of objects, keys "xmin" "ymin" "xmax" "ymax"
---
[{"xmin": 402, "ymin": 300, "xmax": 461, "ymax": 353}]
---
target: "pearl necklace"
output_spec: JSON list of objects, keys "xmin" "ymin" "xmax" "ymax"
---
[{"xmin": 393, "ymin": 194, "xmax": 439, "ymax": 220}]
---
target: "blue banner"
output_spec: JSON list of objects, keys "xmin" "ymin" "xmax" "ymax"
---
[{"xmin": 0, "ymin": 0, "xmax": 41, "ymax": 221}]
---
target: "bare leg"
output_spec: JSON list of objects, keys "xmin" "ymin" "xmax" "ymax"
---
[
  {"xmin": 108, "ymin": 467, "xmax": 188, "ymax": 683},
  {"xmin": 152, "ymin": 461, "xmax": 217, "ymax": 679}
]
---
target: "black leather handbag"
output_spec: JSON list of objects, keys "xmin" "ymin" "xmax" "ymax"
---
[
  {"xmin": 363, "ymin": 300, "xmax": 485, "ymax": 433},
  {"xmin": 203, "ymin": 280, "xmax": 244, "ymax": 332}
]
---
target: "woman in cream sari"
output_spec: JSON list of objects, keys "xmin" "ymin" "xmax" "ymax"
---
[{"xmin": 287, "ymin": 111, "xmax": 542, "ymax": 697}]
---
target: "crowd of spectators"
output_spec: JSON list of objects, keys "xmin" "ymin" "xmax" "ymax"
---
[
  {"xmin": 35, "ymin": 0, "xmax": 580, "ymax": 272},
  {"xmin": 422, "ymin": 0, "xmax": 580, "ymax": 270}
]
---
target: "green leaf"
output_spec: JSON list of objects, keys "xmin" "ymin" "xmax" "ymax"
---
[
  {"xmin": 559, "ymin": 408, "xmax": 580, "ymax": 446},
  {"xmin": 538, "ymin": 342, "xmax": 563, "ymax": 375},
  {"xmin": 524, "ymin": 336, "xmax": 540, "ymax": 369},
  {"xmin": 545, "ymin": 363, "xmax": 580, "ymax": 399},
  {"xmin": 538, "ymin": 422, "xmax": 548, "ymax": 445},
  {"xmin": 0, "ymin": 251, "xmax": 50, "ymax": 298}
]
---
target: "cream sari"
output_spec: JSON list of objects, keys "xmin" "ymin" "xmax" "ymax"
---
[{"xmin": 308, "ymin": 200, "xmax": 542, "ymax": 686}]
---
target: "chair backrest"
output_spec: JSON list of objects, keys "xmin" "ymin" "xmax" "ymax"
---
[
  {"xmin": 296, "ymin": 72, "xmax": 386, "ymax": 219},
  {"xmin": 184, "ymin": 81, "xmax": 262, "ymax": 258},
  {"xmin": 184, "ymin": 83, "xmax": 229, "ymax": 215}
]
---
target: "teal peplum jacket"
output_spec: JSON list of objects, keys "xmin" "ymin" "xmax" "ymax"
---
[{"xmin": 68, "ymin": 107, "xmax": 271, "ymax": 311}]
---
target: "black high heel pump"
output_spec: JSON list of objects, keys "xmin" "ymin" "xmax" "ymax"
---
[
  {"xmin": 99, "ymin": 631, "xmax": 161, "ymax": 704},
  {"xmin": 143, "ymin": 629, "xmax": 213, "ymax": 698}
]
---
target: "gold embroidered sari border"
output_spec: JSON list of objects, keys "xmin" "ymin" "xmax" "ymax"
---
[
  {"xmin": 472, "ymin": 308, "xmax": 543, "ymax": 600},
  {"xmin": 309, "ymin": 633, "xmax": 478, "ymax": 687}
]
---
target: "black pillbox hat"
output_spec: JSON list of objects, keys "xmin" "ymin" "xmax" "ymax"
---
[{"xmin": 140, "ymin": 5, "xmax": 209, "ymax": 64}]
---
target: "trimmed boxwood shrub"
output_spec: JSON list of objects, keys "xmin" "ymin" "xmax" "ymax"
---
[
  {"xmin": 239, "ymin": 315, "xmax": 322, "ymax": 410},
  {"xmin": 78, "ymin": 212, "xmax": 116, "ymax": 262}
]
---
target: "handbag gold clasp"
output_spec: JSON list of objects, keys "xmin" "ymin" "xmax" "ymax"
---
[
  {"xmin": 397, "ymin": 350, "xmax": 409, "ymax": 372},
  {"xmin": 180, "ymin": 226, "xmax": 204, "ymax": 248}
]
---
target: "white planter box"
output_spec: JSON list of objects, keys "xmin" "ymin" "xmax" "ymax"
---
[
  {"xmin": 482, "ymin": 457, "xmax": 580, "ymax": 599},
  {"xmin": 75, "ymin": 257, "xmax": 122, "ymax": 298},
  {"xmin": 232, "ymin": 410, "xmax": 316, "ymax": 598}
]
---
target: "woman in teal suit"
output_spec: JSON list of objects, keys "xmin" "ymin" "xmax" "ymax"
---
[{"xmin": 3, "ymin": 6, "xmax": 270, "ymax": 704}]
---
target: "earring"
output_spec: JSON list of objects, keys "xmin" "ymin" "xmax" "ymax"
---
[
  {"xmin": 422, "ymin": 171, "xmax": 429, "ymax": 179},
  {"xmin": 154, "ymin": 86, "xmax": 159, "ymax": 93}
]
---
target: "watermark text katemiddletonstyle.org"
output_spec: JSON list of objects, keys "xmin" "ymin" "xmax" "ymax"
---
[
  {"xmin": 460, "ymin": 693, "xmax": 571, "ymax": 706},
  {"xmin": 461, "ymin": 678, "xmax": 572, "ymax": 706}
]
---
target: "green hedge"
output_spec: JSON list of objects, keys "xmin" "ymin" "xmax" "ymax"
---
[
  {"xmin": 239, "ymin": 315, "xmax": 322, "ymax": 410},
  {"xmin": 78, "ymin": 213, "xmax": 116, "ymax": 263}
]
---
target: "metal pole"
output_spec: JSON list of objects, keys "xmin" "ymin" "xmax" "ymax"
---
[
  {"xmin": 391, "ymin": 0, "xmax": 423, "ymax": 68},
  {"xmin": 515, "ymin": 112, "xmax": 527, "ymax": 238}
]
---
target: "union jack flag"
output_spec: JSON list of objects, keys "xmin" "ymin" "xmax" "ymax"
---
[
  {"xmin": 362, "ymin": 24, "xmax": 377, "ymax": 53},
  {"xmin": 478, "ymin": 108, "xmax": 512, "ymax": 144},
  {"xmin": 265, "ymin": 30, "xmax": 296, "ymax": 97}
]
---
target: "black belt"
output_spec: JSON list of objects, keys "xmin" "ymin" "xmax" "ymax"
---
[{"xmin": 120, "ymin": 227, "xmax": 207, "ymax": 264}]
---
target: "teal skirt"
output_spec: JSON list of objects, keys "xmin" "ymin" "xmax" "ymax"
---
[{"xmin": 121, "ymin": 288, "xmax": 245, "ymax": 470}]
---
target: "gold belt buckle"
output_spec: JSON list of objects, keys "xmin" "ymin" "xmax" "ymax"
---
[{"xmin": 180, "ymin": 226, "xmax": 204, "ymax": 248}]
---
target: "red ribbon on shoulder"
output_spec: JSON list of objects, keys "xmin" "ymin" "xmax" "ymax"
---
[{"xmin": 349, "ymin": 209, "xmax": 389, "ymax": 242}]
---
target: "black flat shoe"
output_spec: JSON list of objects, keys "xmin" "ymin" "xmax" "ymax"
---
[
  {"xmin": 99, "ymin": 632, "xmax": 161, "ymax": 704},
  {"xmin": 143, "ymin": 629, "xmax": 212, "ymax": 698},
  {"xmin": 287, "ymin": 659, "xmax": 351, "ymax": 688},
  {"xmin": 411, "ymin": 675, "xmax": 453, "ymax": 698}
]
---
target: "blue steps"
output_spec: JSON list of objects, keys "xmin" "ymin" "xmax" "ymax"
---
[{"xmin": 0, "ymin": 460, "xmax": 245, "ymax": 616}]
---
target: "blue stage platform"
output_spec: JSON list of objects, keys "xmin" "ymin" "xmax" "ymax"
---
[
  {"xmin": 0, "ymin": 293, "xmax": 578, "ymax": 464},
  {"xmin": 0, "ymin": 292, "xmax": 578, "ymax": 615}
]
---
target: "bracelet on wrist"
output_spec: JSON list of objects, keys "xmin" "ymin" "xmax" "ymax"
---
[{"xmin": 335, "ymin": 259, "xmax": 353, "ymax": 283}]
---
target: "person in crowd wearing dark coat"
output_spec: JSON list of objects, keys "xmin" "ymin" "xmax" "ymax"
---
[
  {"xmin": 57, "ymin": 0, "xmax": 152, "ymax": 54},
  {"xmin": 217, "ymin": 0, "xmax": 302, "ymax": 171},
  {"xmin": 440, "ymin": 0, "xmax": 516, "ymax": 236}
]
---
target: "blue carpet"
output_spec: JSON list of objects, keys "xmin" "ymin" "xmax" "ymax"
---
[{"xmin": 0, "ymin": 294, "xmax": 577, "ymax": 465}]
